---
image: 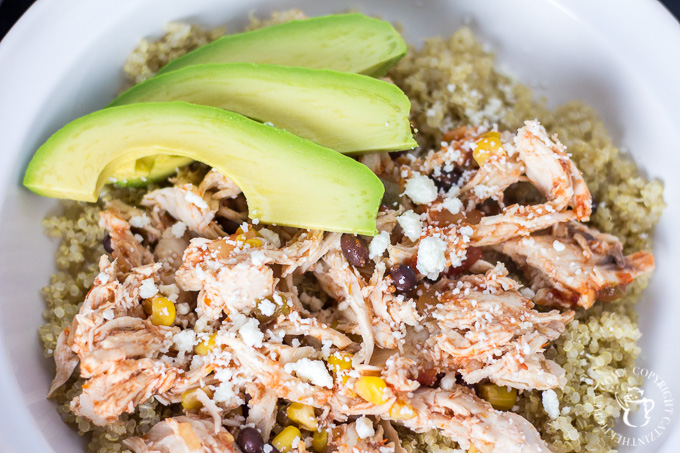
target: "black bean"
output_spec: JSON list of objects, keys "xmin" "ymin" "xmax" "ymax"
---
[
  {"xmin": 432, "ymin": 168, "xmax": 463, "ymax": 192},
  {"xmin": 102, "ymin": 234, "xmax": 114, "ymax": 253},
  {"xmin": 217, "ymin": 216, "xmax": 240, "ymax": 235},
  {"xmin": 598, "ymin": 248, "xmax": 626, "ymax": 269},
  {"xmin": 478, "ymin": 199, "xmax": 502, "ymax": 216},
  {"xmin": 130, "ymin": 227, "xmax": 147, "ymax": 245},
  {"xmin": 447, "ymin": 246, "xmax": 483, "ymax": 277},
  {"xmin": 237, "ymin": 427, "xmax": 265, "ymax": 453},
  {"xmin": 390, "ymin": 264, "xmax": 417, "ymax": 293},
  {"xmin": 341, "ymin": 234, "xmax": 369, "ymax": 267},
  {"xmin": 590, "ymin": 196, "xmax": 598, "ymax": 215}
]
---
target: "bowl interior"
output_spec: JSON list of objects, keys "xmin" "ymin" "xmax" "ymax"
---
[{"xmin": 0, "ymin": 0, "xmax": 678, "ymax": 451}]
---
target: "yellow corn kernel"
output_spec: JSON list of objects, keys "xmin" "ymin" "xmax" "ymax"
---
[
  {"xmin": 328, "ymin": 351, "xmax": 353, "ymax": 385},
  {"xmin": 389, "ymin": 400, "xmax": 417, "ymax": 420},
  {"xmin": 180, "ymin": 386, "xmax": 214, "ymax": 411},
  {"xmin": 149, "ymin": 296, "xmax": 176, "ymax": 326},
  {"xmin": 287, "ymin": 402, "xmax": 318, "ymax": 431},
  {"xmin": 194, "ymin": 333, "xmax": 217, "ymax": 356},
  {"xmin": 272, "ymin": 426, "xmax": 302, "ymax": 453},
  {"xmin": 468, "ymin": 445, "xmax": 479, "ymax": 453},
  {"xmin": 328, "ymin": 352, "xmax": 353, "ymax": 373},
  {"xmin": 234, "ymin": 231, "xmax": 262, "ymax": 248},
  {"xmin": 478, "ymin": 383, "xmax": 517, "ymax": 411},
  {"xmin": 312, "ymin": 429, "xmax": 328, "ymax": 453},
  {"xmin": 473, "ymin": 131, "xmax": 505, "ymax": 166},
  {"xmin": 245, "ymin": 238, "xmax": 263, "ymax": 248},
  {"xmin": 355, "ymin": 376, "xmax": 390, "ymax": 405}
]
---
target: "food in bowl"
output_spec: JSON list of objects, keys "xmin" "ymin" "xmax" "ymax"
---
[{"xmin": 30, "ymin": 10, "xmax": 665, "ymax": 453}]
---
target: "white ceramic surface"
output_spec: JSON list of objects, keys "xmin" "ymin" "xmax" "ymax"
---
[{"xmin": 0, "ymin": 0, "xmax": 679, "ymax": 451}]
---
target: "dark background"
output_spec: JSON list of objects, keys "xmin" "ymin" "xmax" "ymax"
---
[{"xmin": 1, "ymin": 0, "xmax": 680, "ymax": 41}]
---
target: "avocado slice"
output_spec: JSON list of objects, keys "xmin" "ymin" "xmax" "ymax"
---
[
  {"xmin": 158, "ymin": 14, "xmax": 406, "ymax": 77},
  {"xmin": 109, "ymin": 154, "xmax": 192, "ymax": 186},
  {"xmin": 111, "ymin": 64, "xmax": 415, "ymax": 153},
  {"xmin": 109, "ymin": 64, "xmax": 416, "ymax": 186},
  {"xmin": 23, "ymin": 102, "xmax": 384, "ymax": 235}
]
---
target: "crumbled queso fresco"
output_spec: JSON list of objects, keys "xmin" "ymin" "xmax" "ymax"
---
[
  {"xmin": 416, "ymin": 236, "xmax": 448, "ymax": 279},
  {"xmin": 404, "ymin": 173, "xmax": 438, "ymax": 204},
  {"xmin": 397, "ymin": 210, "xmax": 422, "ymax": 241}
]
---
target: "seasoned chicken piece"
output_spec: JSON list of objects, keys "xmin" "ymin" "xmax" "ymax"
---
[
  {"xmin": 105, "ymin": 199, "xmax": 163, "ymax": 243},
  {"xmin": 365, "ymin": 261, "xmax": 421, "ymax": 330},
  {"xmin": 142, "ymin": 184, "xmax": 224, "ymax": 239},
  {"xmin": 460, "ymin": 143, "xmax": 524, "ymax": 205},
  {"xmin": 515, "ymin": 122, "xmax": 592, "ymax": 220},
  {"xmin": 407, "ymin": 126, "xmax": 476, "ymax": 176},
  {"xmin": 50, "ymin": 257, "xmax": 206, "ymax": 426},
  {"xmin": 77, "ymin": 317, "xmax": 178, "ymax": 377},
  {"xmin": 471, "ymin": 206, "xmax": 576, "ymax": 247},
  {"xmin": 217, "ymin": 334, "xmax": 337, "ymax": 408},
  {"xmin": 313, "ymin": 250, "xmax": 382, "ymax": 362},
  {"xmin": 413, "ymin": 265, "xmax": 573, "ymax": 390},
  {"xmin": 315, "ymin": 254, "xmax": 423, "ymax": 362},
  {"xmin": 360, "ymin": 151, "xmax": 396, "ymax": 176},
  {"xmin": 267, "ymin": 230, "xmax": 340, "ymax": 277},
  {"xmin": 68, "ymin": 258, "xmax": 162, "ymax": 356},
  {"xmin": 176, "ymin": 237, "xmax": 275, "ymax": 318},
  {"xmin": 466, "ymin": 120, "xmax": 592, "ymax": 246},
  {"xmin": 160, "ymin": 360, "xmax": 217, "ymax": 404},
  {"xmin": 124, "ymin": 415, "xmax": 235, "ymax": 453},
  {"xmin": 497, "ymin": 222, "xmax": 655, "ymax": 308},
  {"xmin": 380, "ymin": 421, "xmax": 407, "ymax": 453},
  {"xmin": 401, "ymin": 387, "xmax": 550, "ymax": 453},
  {"xmin": 382, "ymin": 355, "xmax": 420, "ymax": 393},
  {"xmin": 262, "ymin": 344, "xmax": 321, "ymax": 365},
  {"xmin": 48, "ymin": 328, "xmax": 78, "ymax": 397},
  {"xmin": 199, "ymin": 168, "xmax": 242, "ymax": 201},
  {"xmin": 99, "ymin": 210, "xmax": 154, "ymax": 274},
  {"xmin": 176, "ymin": 230, "xmax": 336, "ymax": 318},
  {"xmin": 50, "ymin": 257, "xmax": 137, "ymax": 394},
  {"xmin": 329, "ymin": 421, "xmax": 395, "ymax": 453},
  {"xmin": 245, "ymin": 384, "xmax": 278, "ymax": 439},
  {"xmin": 72, "ymin": 359, "xmax": 180, "ymax": 426}
]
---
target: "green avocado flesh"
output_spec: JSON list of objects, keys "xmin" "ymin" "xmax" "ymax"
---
[
  {"xmin": 158, "ymin": 14, "xmax": 406, "ymax": 77},
  {"xmin": 23, "ymin": 102, "xmax": 384, "ymax": 235},
  {"xmin": 110, "ymin": 155, "xmax": 192, "ymax": 187},
  {"xmin": 111, "ymin": 64, "xmax": 415, "ymax": 154},
  {"xmin": 109, "ymin": 64, "xmax": 416, "ymax": 186}
]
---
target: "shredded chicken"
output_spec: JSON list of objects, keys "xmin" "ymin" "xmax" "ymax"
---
[
  {"xmin": 142, "ymin": 184, "xmax": 224, "ymax": 239},
  {"xmin": 497, "ymin": 222, "xmax": 655, "ymax": 308},
  {"xmin": 469, "ymin": 121, "xmax": 592, "ymax": 246},
  {"xmin": 329, "ymin": 421, "xmax": 395, "ymax": 453},
  {"xmin": 49, "ymin": 119, "xmax": 656, "ymax": 453},
  {"xmin": 401, "ymin": 387, "xmax": 550, "ymax": 453},
  {"xmin": 124, "ymin": 415, "xmax": 235, "ymax": 453},
  {"xmin": 99, "ymin": 210, "xmax": 154, "ymax": 274}
]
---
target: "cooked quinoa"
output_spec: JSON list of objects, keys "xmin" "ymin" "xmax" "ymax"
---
[{"xmin": 37, "ymin": 11, "xmax": 665, "ymax": 453}]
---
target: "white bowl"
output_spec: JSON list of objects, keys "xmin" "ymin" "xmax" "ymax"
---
[{"xmin": 0, "ymin": 0, "xmax": 678, "ymax": 451}]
